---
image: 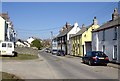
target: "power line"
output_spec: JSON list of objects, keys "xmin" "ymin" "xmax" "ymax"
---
[{"xmin": 16, "ymin": 26, "xmax": 61, "ymax": 32}]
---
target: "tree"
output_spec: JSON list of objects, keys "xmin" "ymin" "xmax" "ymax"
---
[{"xmin": 31, "ymin": 39, "xmax": 42, "ymax": 50}]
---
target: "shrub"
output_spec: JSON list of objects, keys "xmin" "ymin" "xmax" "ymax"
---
[{"xmin": 31, "ymin": 39, "xmax": 42, "ymax": 50}]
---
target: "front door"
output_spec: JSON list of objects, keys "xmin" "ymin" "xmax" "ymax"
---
[
  {"xmin": 113, "ymin": 45, "xmax": 117, "ymax": 60},
  {"xmin": 82, "ymin": 45, "xmax": 84, "ymax": 56}
]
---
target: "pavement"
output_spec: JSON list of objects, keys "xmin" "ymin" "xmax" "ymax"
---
[{"xmin": 107, "ymin": 63, "xmax": 120, "ymax": 69}]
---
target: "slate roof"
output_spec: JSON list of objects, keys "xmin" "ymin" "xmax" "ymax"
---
[
  {"xmin": 57, "ymin": 26, "xmax": 73, "ymax": 38},
  {"xmin": 70, "ymin": 24, "xmax": 92, "ymax": 38},
  {"xmin": 0, "ymin": 13, "xmax": 10, "ymax": 22},
  {"xmin": 70, "ymin": 27, "xmax": 86, "ymax": 38},
  {"xmin": 93, "ymin": 17, "xmax": 120, "ymax": 32}
]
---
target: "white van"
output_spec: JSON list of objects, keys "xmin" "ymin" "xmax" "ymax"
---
[{"xmin": 0, "ymin": 42, "xmax": 15, "ymax": 56}]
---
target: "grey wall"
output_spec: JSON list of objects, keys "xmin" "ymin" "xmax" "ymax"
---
[
  {"xmin": 92, "ymin": 27, "xmax": 119, "ymax": 63},
  {"xmin": 15, "ymin": 47, "xmax": 38, "ymax": 55}
]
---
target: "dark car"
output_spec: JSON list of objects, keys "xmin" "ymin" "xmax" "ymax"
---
[
  {"xmin": 82, "ymin": 51, "xmax": 109, "ymax": 66},
  {"xmin": 57, "ymin": 50, "xmax": 65, "ymax": 56}
]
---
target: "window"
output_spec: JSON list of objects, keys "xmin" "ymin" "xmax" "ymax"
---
[
  {"xmin": 8, "ymin": 43, "xmax": 12, "ymax": 48},
  {"xmin": 86, "ymin": 52, "xmax": 91, "ymax": 56},
  {"xmin": 113, "ymin": 27, "xmax": 117, "ymax": 40},
  {"xmin": 2, "ymin": 43, "xmax": 6, "ymax": 47},
  {"xmin": 102, "ymin": 45, "xmax": 105, "ymax": 53},
  {"xmin": 102, "ymin": 30, "xmax": 105, "ymax": 41},
  {"xmin": 92, "ymin": 51, "xmax": 106, "ymax": 57},
  {"xmin": 84, "ymin": 34, "xmax": 86, "ymax": 37},
  {"xmin": 113, "ymin": 45, "xmax": 117, "ymax": 60}
]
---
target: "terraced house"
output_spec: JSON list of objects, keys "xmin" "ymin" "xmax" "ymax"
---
[
  {"xmin": 70, "ymin": 17, "xmax": 99, "ymax": 57},
  {"xmin": 92, "ymin": 9, "xmax": 120, "ymax": 63},
  {"xmin": 57, "ymin": 22, "xmax": 80, "ymax": 55},
  {"xmin": 0, "ymin": 13, "xmax": 16, "ymax": 44}
]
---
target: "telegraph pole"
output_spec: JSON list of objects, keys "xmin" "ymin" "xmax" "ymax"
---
[
  {"xmin": 50, "ymin": 31, "xmax": 53, "ymax": 48},
  {"xmin": 50, "ymin": 31, "xmax": 53, "ymax": 40}
]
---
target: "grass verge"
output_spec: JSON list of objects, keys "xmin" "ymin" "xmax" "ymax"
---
[{"xmin": 0, "ymin": 54, "xmax": 39, "ymax": 60}]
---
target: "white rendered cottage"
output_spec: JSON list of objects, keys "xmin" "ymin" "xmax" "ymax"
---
[{"xmin": 92, "ymin": 9, "xmax": 120, "ymax": 63}]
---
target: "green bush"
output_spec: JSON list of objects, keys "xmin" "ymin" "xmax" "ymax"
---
[{"xmin": 31, "ymin": 39, "xmax": 42, "ymax": 50}]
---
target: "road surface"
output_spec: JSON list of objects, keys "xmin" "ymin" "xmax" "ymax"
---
[{"xmin": 1, "ymin": 50, "xmax": 118, "ymax": 79}]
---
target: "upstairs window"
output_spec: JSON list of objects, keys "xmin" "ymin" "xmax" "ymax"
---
[
  {"xmin": 113, "ymin": 27, "xmax": 117, "ymax": 40},
  {"xmin": 102, "ymin": 30, "xmax": 105, "ymax": 41},
  {"xmin": 102, "ymin": 45, "xmax": 105, "ymax": 53}
]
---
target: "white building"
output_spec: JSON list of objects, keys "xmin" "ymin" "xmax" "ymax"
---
[
  {"xmin": 0, "ymin": 16, "xmax": 8, "ymax": 42},
  {"xmin": 24, "ymin": 41, "xmax": 30, "ymax": 47},
  {"xmin": 27, "ymin": 37, "xmax": 35, "ymax": 44},
  {"xmin": 57, "ymin": 22, "xmax": 80, "ymax": 55},
  {"xmin": 0, "ymin": 13, "xmax": 16, "ymax": 43},
  {"xmin": 67, "ymin": 22, "xmax": 81, "ymax": 55},
  {"xmin": 92, "ymin": 9, "xmax": 120, "ymax": 63},
  {"xmin": 16, "ymin": 41, "xmax": 26, "ymax": 47},
  {"xmin": 16, "ymin": 39, "xmax": 30, "ymax": 47}
]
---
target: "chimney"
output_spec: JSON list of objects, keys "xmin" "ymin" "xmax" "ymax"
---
[
  {"xmin": 65, "ymin": 22, "xmax": 71, "ymax": 29},
  {"xmin": 93, "ymin": 16, "xmax": 98, "ymax": 25},
  {"xmin": 112, "ymin": 8, "xmax": 119, "ymax": 21},
  {"xmin": 74, "ymin": 22, "xmax": 79, "ymax": 27},
  {"xmin": 82, "ymin": 24, "xmax": 85, "ymax": 28}
]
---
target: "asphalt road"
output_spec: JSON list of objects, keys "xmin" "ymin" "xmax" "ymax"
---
[
  {"xmin": 39, "ymin": 51, "xmax": 118, "ymax": 79},
  {"xmin": 1, "ymin": 50, "xmax": 118, "ymax": 79}
]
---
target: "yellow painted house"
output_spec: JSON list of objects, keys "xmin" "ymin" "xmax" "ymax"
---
[{"xmin": 70, "ymin": 17, "xmax": 99, "ymax": 57}]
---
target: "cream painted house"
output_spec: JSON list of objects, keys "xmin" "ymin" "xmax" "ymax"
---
[
  {"xmin": 70, "ymin": 17, "xmax": 99, "ymax": 56},
  {"xmin": 0, "ymin": 16, "xmax": 8, "ymax": 42}
]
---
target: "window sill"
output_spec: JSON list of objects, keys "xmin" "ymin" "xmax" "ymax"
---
[{"xmin": 113, "ymin": 39, "xmax": 117, "ymax": 40}]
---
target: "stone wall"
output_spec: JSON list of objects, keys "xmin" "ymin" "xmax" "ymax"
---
[{"xmin": 15, "ymin": 47, "xmax": 38, "ymax": 55}]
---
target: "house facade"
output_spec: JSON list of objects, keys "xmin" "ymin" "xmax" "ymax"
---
[
  {"xmin": 0, "ymin": 16, "xmax": 8, "ymax": 42},
  {"xmin": 0, "ymin": 13, "xmax": 16, "ymax": 44},
  {"xmin": 70, "ymin": 17, "xmax": 99, "ymax": 57},
  {"xmin": 57, "ymin": 22, "xmax": 80, "ymax": 55},
  {"xmin": 27, "ymin": 37, "xmax": 35, "ymax": 44},
  {"xmin": 52, "ymin": 37, "xmax": 58, "ymax": 51},
  {"xmin": 16, "ymin": 39, "xmax": 30, "ymax": 47},
  {"xmin": 92, "ymin": 9, "xmax": 120, "ymax": 63}
]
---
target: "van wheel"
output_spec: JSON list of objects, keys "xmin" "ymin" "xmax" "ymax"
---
[
  {"xmin": 88, "ymin": 60, "xmax": 92, "ymax": 66},
  {"xmin": 13, "ymin": 51, "xmax": 18, "ymax": 57}
]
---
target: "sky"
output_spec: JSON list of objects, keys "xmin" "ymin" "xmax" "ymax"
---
[{"xmin": 2, "ymin": 2, "xmax": 118, "ymax": 40}]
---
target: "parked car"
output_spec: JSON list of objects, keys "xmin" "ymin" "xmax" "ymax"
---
[
  {"xmin": 52, "ymin": 49, "xmax": 58, "ymax": 55},
  {"xmin": 45, "ymin": 48, "xmax": 51, "ymax": 53},
  {"xmin": 82, "ymin": 51, "xmax": 109, "ymax": 66},
  {"xmin": 57, "ymin": 50, "xmax": 65, "ymax": 56}
]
